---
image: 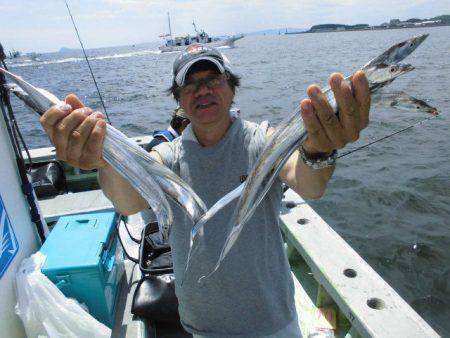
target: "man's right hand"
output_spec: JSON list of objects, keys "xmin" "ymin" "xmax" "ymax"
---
[{"xmin": 40, "ymin": 94, "xmax": 108, "ymax": 170}]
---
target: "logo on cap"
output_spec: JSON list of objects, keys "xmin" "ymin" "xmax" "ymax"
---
[{"xmin": 186, "ymin": 44, "xmax": 204, "ymax": 55}]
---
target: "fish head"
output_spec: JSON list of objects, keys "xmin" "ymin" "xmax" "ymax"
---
[
  {"xmin": 3, "ymin": 83, "xmax": 28, "ymax": 100},
  {"xmin": 391, "ymin": 63, "xmax": 415, "ymax": 77},
  {"xmin": 2, "ymin": 83, "xmax": 19, "ymax": 92},
  {"xmin": 396, "ymin": 94, "xmax": 439, "ymax": 115},
  {"xmin": 366, "ymin": 63, "xmax": 414, "ymax": 86},
  {"xmin": 390, "ymin": 34, "xmax": 429, "ymax": 63},
  {"xmin": 364, "ymin": 34, "xmax": 429, "ymax": 69},
  {"xmin": 0, "ymin": 67, "xmax": 61, "ymax": 115}
]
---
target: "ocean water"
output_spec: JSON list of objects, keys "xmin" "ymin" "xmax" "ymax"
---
[{"xmin": 6, "ymin": 26, "xmax": 450, "ymax": 336}]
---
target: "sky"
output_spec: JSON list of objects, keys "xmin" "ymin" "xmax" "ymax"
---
[{"xmin": 1, "ymin": 0, "xmax": 448, "ymax": 53}]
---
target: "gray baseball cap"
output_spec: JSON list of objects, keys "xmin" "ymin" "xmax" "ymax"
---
[{"xmin": 173, "ymin": 44, "xmax": 234, "ymax": 86}]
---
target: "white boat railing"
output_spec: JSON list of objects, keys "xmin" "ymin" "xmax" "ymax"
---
[{"xmin": 280, "ymin": 188, "xmax": 439, "ymax": 337}]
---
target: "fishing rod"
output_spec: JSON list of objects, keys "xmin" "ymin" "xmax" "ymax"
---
[
  {"xmin": 338, "ymin": 114, "xmax": 438, "ymax": 159},
  {"xmin": 0, "ymin": 60, "xmax": 34, "ymax": 170},
  {"xmin": 63, "ymin": 0, "xmax": 112, "ymax": 125}
]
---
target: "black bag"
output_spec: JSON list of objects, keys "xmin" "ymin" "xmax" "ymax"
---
[
  {"xmin": 132, "ymin": 274, "xmax": 180, "ymax": 324},
  {"xmin": 139, "ymin": 222, "xmax": 173, "ymax": 275},
  {"xmin": 29, "ymin": 161, "xmax": 66, "ymax": 198},
  {"xmin": 132, "ymin": 222, "xmax": 180, "ymax": 324}
]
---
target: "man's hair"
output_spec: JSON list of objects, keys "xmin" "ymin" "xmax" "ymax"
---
[
  {"xmin": 170, "ymin": 112, "xmax": 189, "ymax": 132},
  {"xmin": 167, "ymin": 60, "xmax": 240, "ymax": 102}
]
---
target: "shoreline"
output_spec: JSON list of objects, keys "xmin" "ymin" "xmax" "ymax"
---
[{"xmin": 285, "ymin": 22, "xmax": 450, "ymax": 35}]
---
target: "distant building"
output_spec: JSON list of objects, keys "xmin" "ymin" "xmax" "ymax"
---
[
  {"xmin": 401, "ymin": 22, "xmax": 415, "ymax": 27},
  {"xmin": 417, "ymin": 20, "xmax": 441, "ymax": 25}
]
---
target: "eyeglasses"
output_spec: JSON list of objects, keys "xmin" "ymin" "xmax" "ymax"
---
[{"xmin": 179, "ymin": 74, "xmax": 228, "ymax": 95}]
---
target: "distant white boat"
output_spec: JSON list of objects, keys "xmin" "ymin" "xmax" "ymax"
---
[
  {"xmin": 159, "ymin": 13, "xmax": 243, "ymax": 53},
  {"xmin": 6, "ymin": 50, "xmax": 41, "ymax": 63},
  {"xmin": 8, "ymin": 49, "xmax": 21, "ymax": 59}
]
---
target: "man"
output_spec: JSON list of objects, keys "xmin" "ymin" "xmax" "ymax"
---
[
  {"xmin": 145, "ymin": 106, "xmax": 190, "ymax": 151},
  {"xmin": 40, "ymin": 44, "xmax": 370, "ymax": 337}
]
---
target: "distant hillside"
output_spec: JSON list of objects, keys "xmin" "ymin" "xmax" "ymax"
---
[
  {"xmin": 59, "ymin": 47, "xmax": 80, "ymax": 53},
  {"xmin": 431, "ymin": 15, "xmax": 450, "ymax": 23},
  {"xmin": 305, "ymin": 14, "xmax": 449, "ymax": 33},
  {"xmin": 310, "ymin": 24, "xmax": 369, "ymax": 32}
]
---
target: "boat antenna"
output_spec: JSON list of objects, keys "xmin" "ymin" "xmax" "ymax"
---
[
  {"xmin": 192, "ymin": 21, "xmax": 199, "ymax": 34},
  {"xmin": 63, "ymin": 0, "xmax": 112, "ymax": 125},
  {"xmin": 338, "ymin": 115, "xmax": 438, "ymax": 159},
  {"xmin": 167, "ymin": 12, "xmax": 172, "ymax": 38}
]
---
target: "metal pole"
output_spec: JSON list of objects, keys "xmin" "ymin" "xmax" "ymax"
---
[{"xmin": 167, "ymin": 12, "xmax": 172, "ymax": 38}]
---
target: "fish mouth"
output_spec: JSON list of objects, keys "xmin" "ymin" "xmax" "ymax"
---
[
  {"xmin": 412, "ymin": 98, "xmax": 439, "ymax": 115},
  {"xmin": 427, "ymin": 107, "xmax": 439, "ymax": 116},
  {"xmin": 413, "ymin": 34, "xmax": 429, "ymax": 47},
  {"xmin": 418, "ymin": 107, "xmax": 439, "ymax": 116},
  {"xmin": 400, "ymin": 64, "xmax": 415, "ymax": 73}
]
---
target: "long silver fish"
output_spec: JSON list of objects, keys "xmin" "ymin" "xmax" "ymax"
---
[
  {"xmin": 196, "ymin": 35, "xmax": 430, "ymax": 281},
  {"xmin": 0, "ymin": 68, "xmax": 207, "ymax": 239}
]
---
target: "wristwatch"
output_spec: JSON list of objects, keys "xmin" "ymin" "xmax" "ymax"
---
[{"xmin": 298, "ymin": 145, "xmax": 337, "ymax": 169}]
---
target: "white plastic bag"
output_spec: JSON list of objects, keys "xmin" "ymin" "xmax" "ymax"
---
[{"xmin": 15, "ymin": 252, "xmax": 111, "ymax": 338}]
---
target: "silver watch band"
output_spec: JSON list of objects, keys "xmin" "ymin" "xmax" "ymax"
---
[{"xmin": 298, "ymin": 146, "xmax": 337, "ymax": 169}]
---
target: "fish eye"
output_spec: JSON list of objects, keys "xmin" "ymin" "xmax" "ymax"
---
[
  {"xmin": 416, "ymin": 106, "xmax": 420, "ymax": 109},
  {"xmin": 390, "ymin": 66, "xmax": 397, "ymax": 73},
  {"xmin": 410, "ymin": 42, "xmax": 415, "ymax": 47}
]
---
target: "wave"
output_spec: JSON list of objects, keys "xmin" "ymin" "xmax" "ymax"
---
[{"xmin": 8, "ymin": 48, "xmax": 161, "ymax": 68}]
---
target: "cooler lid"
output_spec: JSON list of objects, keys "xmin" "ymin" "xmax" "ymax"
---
[{"xmin": 41, "ymin": 211, "xmax": 117, "ymax": 271}]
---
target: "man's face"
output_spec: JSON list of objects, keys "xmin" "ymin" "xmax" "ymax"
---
[{"xmin": 178, "ymin": 69, "xmax": 234, "ymax": 126}]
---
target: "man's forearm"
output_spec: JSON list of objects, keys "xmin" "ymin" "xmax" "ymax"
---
[
  {"xmin": 280, "ymin": 150, "xmax": 335, "ymax": 200},
  {"xmin": 98, "ymin": 164, "xmax": 148, "ymax": 215}
]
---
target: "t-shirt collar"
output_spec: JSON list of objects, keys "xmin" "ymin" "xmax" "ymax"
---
[{"xmin": 182, "ymin": 114, "xmax": 238, "ymax": 144}]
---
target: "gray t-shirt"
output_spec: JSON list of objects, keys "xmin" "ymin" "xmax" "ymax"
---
[{"xmin": 154, "ymin": 117, "xmax": 296, "ymax": 337}]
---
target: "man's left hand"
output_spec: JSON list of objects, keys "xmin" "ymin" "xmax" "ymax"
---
[{"xmin": 301, "ymin": 70, "xmax": 370, "ymax": 154}]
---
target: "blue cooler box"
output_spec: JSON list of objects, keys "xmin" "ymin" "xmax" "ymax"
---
[{"xmin": 40, "ymin": 211, "xmax": 124, "ymax": 327}]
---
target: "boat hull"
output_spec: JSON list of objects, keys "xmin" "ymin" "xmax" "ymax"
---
[{"xmin": 0, "ymin": 111, "xmax": 44, "ymax": 338}]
